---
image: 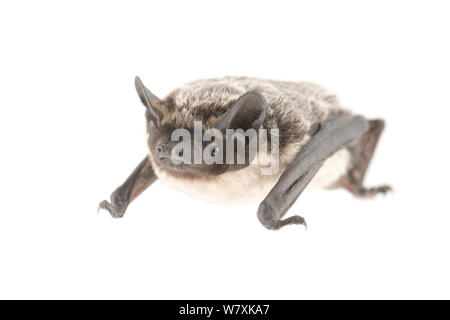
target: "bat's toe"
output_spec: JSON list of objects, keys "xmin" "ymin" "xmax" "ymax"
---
[{"xmin": 354, "ymin": 184, "xmax": 393, "ymax": 198}]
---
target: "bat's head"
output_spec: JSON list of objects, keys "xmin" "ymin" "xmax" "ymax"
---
[{"xmin": 135, "ymin": 77, "xmax": 268, "ymax": 179}]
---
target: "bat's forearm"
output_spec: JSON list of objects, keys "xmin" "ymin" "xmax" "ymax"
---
[
  {"xmin": 98, "ymin": 156, "xmax": 157, "ymax": 218},
  {"xmin": 257, "ymin": 114, "xmax": 369, "ymax": 230}
]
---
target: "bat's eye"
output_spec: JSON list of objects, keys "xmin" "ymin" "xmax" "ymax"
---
[
  {"xmin": 211, "ymin": 147, "xmax": 219, "ymax": 157},
  {"xmin": 178, "ymin": 149, "xmax": 184, "ymax": 157}
]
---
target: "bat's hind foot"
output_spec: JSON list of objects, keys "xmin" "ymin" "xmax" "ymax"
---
[
  {"xmin": 337, "ymin": 177, "xmax": 392, "ymax": 199},
  {"xmin": 352, "ymin": 184, "xmax": 392, "ymax": 198}
]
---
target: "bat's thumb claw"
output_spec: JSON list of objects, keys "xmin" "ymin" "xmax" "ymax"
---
[
  {"xmin": 276, "ymin": 215, "xmax": 307, "ymax": 230},
  {"xmin": 97, "ymin": 198, "xmax": 126, "ymax": 218},
  {"xmin": 97, "ymin": 200, "xmax": 111, "ymax": 215}
]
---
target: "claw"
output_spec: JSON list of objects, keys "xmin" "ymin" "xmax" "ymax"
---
[
  {"xmin": 354, "ymin": 184, "xmax": 393, "ymax": 198},
  {"xmin": 97, "ymin": 200, "xmax": 111, "ymax": 215},
  {"xmin": 277, "ymin": 215, "xmax": 308, "ymax": 230},
  {"xmin": 97, "ymin": 199, "xmax": 126, "ymax": 218},
  {"xmin": 378, "ymin": 185, "xmax": 393, "ymax": 195}
]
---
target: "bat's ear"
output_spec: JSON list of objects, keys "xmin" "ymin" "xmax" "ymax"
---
[
  {"xmin": 135, "ymin": 76, "xmax": 162, "ymax": 127},
  {"xmin": 214, "ymin": 91, "xmax": 267, "ymax": 131}
]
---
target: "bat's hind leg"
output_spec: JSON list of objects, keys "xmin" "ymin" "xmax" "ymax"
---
[{"xmin": 339, "ymin": 119, "xmax": 392, "ymax": 198}]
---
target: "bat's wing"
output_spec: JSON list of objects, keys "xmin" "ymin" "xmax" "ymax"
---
[
  {"xmin": 257, "ymin": 114, "xmax": 369, "ymax": 230},
  {"xmin": 98, "ymin": 156, "xmax": 157, "ymax": 218}
]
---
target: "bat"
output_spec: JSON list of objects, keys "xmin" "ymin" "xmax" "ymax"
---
[{"xmin": 98, "ymin": 76, "xmax": 391, "ymax": 230}]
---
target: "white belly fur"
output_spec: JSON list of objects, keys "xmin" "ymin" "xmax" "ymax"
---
[
  {"xmin": 153, "ymin": 149, "xmax": 351, "ymax": 205},
  {"xmin": 154, "ymin": 160, "xmax": 282, "ymax": 204},
  {"xmin": 309, "ymin": 148, "xmax": 351, "ymax": 188}
]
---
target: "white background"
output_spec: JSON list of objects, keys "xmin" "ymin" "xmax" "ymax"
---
[{"xmin": 0, "ymin": 0, "xmax": 449, "ymax": 299}]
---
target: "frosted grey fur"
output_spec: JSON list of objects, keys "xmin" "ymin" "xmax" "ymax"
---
[{"xmin": 157, "ymin": 76, "xmax": 348, "ymax": 152}]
